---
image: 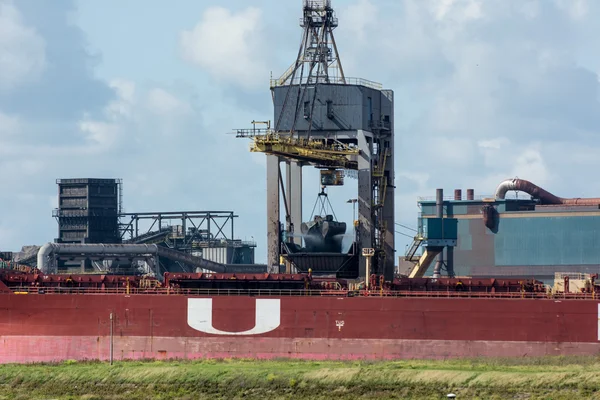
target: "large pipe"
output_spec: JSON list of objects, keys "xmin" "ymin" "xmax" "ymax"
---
[
  {"xmin": 36, "ymin": 243, "xmax": 56, "ymax": 273},
  {"xmin": 37, "ymin": 244, "xmax": 160, "ymax": 274},
  {"xmin": 37, "ymin": 243, "xmax": 227, "ymax": 274},
  {"xmin": 495, "ymin": 178, "xmax": 600, "ymax": 206},
  {"xmin": 432, "ymin": 188, "xmax": 443, "ymax": 279}
]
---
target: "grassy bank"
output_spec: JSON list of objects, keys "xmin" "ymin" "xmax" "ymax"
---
[{"xmin": 1, "ymin": 356, "xmax": 600, "ymax": 399}]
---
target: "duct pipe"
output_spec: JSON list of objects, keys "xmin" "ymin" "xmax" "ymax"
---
[
  {"xmin": 37, "ymin": 243, "xmax": 57, "ymax": 273},
  {"xmin": 52, "ymin": 244, "xmax": 159, "ymax": 255},
  {"xmin": 494, "ymin": 178, "xmax": 600, "ymax": 206},
  {"xmin": 37, "ymin": 243, "xmax": 160, "ymax": 274},
  {"xmin": 432, "ymin": 189, "xmax": 443, "ymax": 279}
]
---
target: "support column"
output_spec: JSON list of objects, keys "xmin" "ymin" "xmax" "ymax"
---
[
  {"xmin": 381, "ymin": 90, "xmax": 395, "ymax": 282},
  {"xmin": 290, "ymin": 161, "xmax": 303, "ymax": 247},
  {"xmin": 266, "ymin": 155, "xmax": 280, "ymax": 273},
  {"xmin": 357, "ymin": 130, "xmax": 373, "ymax": 280},
  {"xmin": 382, "ymin": 140, "xmax": 395, "ymax": 282},
  {"xmin": 432, "ymin": 188, "xmax": 444, "ymax": 279},
  {"xmin": 285, "ymin": 161, "xmax": 292, "ymax": 238}
]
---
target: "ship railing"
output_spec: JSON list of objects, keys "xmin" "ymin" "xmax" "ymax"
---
[
  {"xmin": 4, "ymin": 286, "xmax": 598, "ymax": 300},
  {"xmin": 555, "ymin": 272, "xmax": 589, "ymax": 280}
]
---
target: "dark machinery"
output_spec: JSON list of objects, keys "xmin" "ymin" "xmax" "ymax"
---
[
  {"xmin": 301, "ymin": 215, "xmax": 346, "ymax": 253},
  {"xmin": 301, "ymin": 187, "xmax": 346, "ymax": 253},
  {"xmin": 283, "ymin": 187, "xmax": 358, "ymax": 278}
]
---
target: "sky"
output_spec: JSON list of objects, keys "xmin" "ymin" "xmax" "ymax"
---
[{"xmin": 0, "ymin": 0, "xmax": 599, "ymax": 262}]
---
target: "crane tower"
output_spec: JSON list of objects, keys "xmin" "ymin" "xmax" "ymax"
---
[{"xmin": 236, "ymin": 0, "xmax": 395, "ymax": 282}]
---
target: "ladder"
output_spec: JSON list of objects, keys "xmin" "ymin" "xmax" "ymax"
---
[{"xmin": 405, "ymin": 235, "xmax": 424, "ymax": 261}]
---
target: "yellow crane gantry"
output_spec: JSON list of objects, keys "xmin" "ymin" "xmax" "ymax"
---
[{"xmin": 236, "ymin": 121, "xmax": 359, "ymax": 170}]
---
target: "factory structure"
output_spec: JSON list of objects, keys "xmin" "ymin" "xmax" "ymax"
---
[
  {"xmin": 403, "ymin": 179, "xmax": 600, "ymax": 283},
  {"xmin": 7, "ymin": 178, "xmax": 259, "ymax": 277},
  {"xmin": 236, "ymin": 0, "xmax": 395, "ymax": 281}
]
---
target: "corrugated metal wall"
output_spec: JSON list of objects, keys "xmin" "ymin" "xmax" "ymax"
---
[
  {"xmin": 202, "ymin": 247, "xmax": 233, "ymax": 265},
  {"xmin": 494, "ymin": 216, "xmax": 600, "ymax": 266},
  {"xmin": 273, "ymin": 85, "xmax": 386, "ymax": 133}
]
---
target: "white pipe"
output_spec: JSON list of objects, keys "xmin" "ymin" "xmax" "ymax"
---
[
  {"xmin": 37, "ymin": 243, "xmax": 57, "ymax": 273},
  {"xmin": 494, "ymin": 179, "xmax": 519, "ymax": 200}
]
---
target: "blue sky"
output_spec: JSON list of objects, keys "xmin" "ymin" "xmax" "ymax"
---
[{"xmin": 1, "ymin": 0, "xmax": 599, "ymax": 262}]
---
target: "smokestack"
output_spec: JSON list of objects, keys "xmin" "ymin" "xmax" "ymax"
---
[
  {"xmin": 432, "ymin": 189, "xmax": 443, "ymax": 279},
  {"xmin": 467, "ymin": 189, "xmax": 474, "ymax": 201},
  {"xmin": 436, "ymin": 188, "xmax": 443, "ymax": 219},
  {"xmin": 454, "ymin": 189, "xmax": 462, "ymax": 201}
]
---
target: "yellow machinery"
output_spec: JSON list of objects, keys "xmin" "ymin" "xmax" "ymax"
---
[
  {"xmin": 408, "ymin": 248, "xmax": 443, "ymax": 278},
  {"xmin": 237, "ymin": 125, "xmax": 359, "ymax": 170}
]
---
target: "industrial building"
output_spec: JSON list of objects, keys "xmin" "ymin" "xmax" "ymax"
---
[
  {"xmin": 38, "ymin": 179, "xmax": 259, "ymax": 276},
  {"xmin": 53, "ymin": 178, "xmax": 122, "ymax": 244},
  {"xmin": 409, "ymin": 179, "xmax": 600, "ymax": 283}
]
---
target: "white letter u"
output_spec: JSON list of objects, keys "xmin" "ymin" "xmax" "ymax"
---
[{"xmin": 187, "ymin": 298, "xmax": 281, "ymax": 335}]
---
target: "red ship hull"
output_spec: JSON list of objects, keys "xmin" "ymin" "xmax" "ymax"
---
[{"xmin": 1, "ymin": 294, "xmax": 600, "ymax": 363}]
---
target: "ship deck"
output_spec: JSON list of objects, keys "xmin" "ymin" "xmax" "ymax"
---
[{"xmin": 3, "ymin": 286, "xmax": 600, "ymax": 300}]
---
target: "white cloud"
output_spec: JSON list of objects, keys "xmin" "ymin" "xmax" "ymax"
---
[
  {"xmin": 146, "ymin": 88, "xmax": 192, "ymax": 117},
  {"xmin": 105, "ymin": 80, "xmax": 136, "ymax": 119},
  {"xmin": 510, "ymin": 147, "xmax": 549, "ymax": 185},
  {"xmin": 0, "ymin": 111, "xmax": 19, "ymax": 137},
  {"xmin": 478, "ymin": 138, "xmax": 510, "ymax": 150},
  {"xmin": 518, "ymin": 1, "xmax": 541, "ymax": 19},
  {"xmin": 430, "ymin": 0, "xmax": 484, "ymax": 22},
  {"xmin": 0, "ymin": 0, "xmax": 46, "ymax": 91},
  {"xmin": 339, "ymin": 0, "xmax": 377, "ymax": 42},
  {"xmin": 180, "ymin": 7, "xmax": 268, "ymax": 90},
  {"xmin": 555, "ymin": 0, "xmax": 589, "ymax": 20},
  {"xmin": 78, "ymin": 119, "xmax": 120, "ymax": 149}
]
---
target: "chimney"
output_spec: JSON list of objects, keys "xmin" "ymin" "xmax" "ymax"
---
[{"xmin": 466, "ymin": 189, "xmax": 474, "ymax": 201}]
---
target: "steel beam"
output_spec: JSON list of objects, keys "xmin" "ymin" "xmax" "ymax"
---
[
  {"xmin": 285, "ymin": 161, "xmax": 292, "ymax": 237},
  {"xmin": 357, "ymin": 130, "xmax": 373, "ymax": 279},
  {"xmin": 266, "ymin": 155, "xmax": 280, "ymax": 272},
  {"xmin": 290, "ymin": 161, "xmax": 303, "ymax": 246},
  {"xmin": 381, "ymin": 90, "xmax": 395, "ymax": 282}
]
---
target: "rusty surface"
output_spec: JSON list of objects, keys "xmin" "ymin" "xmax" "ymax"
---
[
  {"xmin": 0, "ymin": 294, "xmax": 599, "ymax": 364},
  {"xmin": 1, "ymin": 270, "xmax": 556, "ymax": 294},
  {"xmin": 390, "ymin": 277, "xmax": 547, "ymax": 293},
  {"xmin": 1, "ymin": 336, "xmax": 599, "ymax": 363},
  {"xmin": 0, "ymin": 270, "xmax": 159, "ymax": 288},
  {"xmin": 495, "ymin": 178, "xmax": 600, "ymax": 206},
  {"xmin": 466, "ymin": 189, "xmax": 475, "ymax": 201}
]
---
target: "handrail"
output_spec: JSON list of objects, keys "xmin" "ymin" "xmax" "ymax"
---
[
  {"xmin": 270, "ymin": 76, "xmax": 382, "ymax": 90},
  {"xmin": 4, "ymin": 286, "xmax": 596, "ymax": 300}
]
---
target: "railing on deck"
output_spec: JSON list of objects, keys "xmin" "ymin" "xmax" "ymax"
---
[
  {"xmin": 5, "ymin": 287, "xmax": 598, "ymax": 300},
  {"xmin": 270, "ymin": 76, "xmax": 383, "ymax": 90}
]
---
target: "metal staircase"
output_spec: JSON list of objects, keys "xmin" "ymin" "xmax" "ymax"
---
[{"xmin": 405, "ymin": 235, "xmax": 424, "ymax": 261}]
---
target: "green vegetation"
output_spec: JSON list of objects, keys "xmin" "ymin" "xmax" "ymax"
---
[{"xmin": 1, "ymin": 356, "xmax": 600, "ymax": 399}]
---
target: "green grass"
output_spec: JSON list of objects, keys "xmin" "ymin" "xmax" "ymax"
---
[{"xmin": 2, "ymin": 356, "xmax": 600, "ymax": 399}]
